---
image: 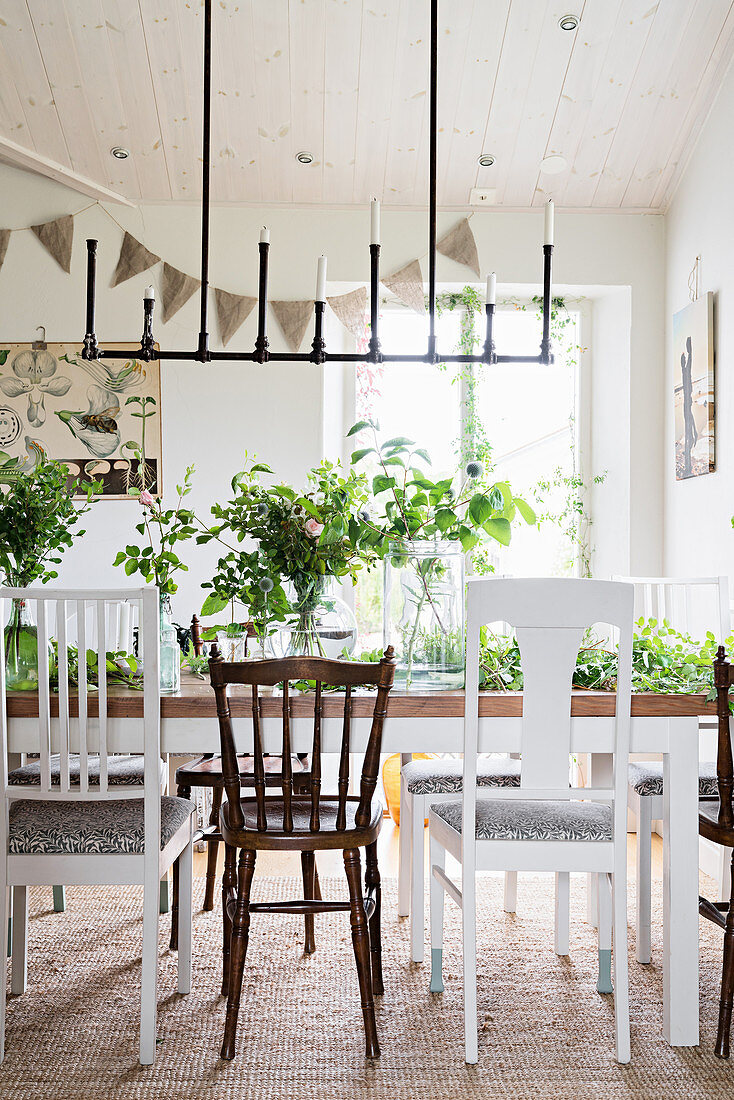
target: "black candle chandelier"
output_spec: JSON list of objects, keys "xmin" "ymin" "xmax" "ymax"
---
[{"xmin": 80, "ymin": 0, "xmax": 554, "ymax": 368}]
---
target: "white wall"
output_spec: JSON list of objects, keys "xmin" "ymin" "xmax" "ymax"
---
[
  {"xmin": 0, "ymin": 161, "xmax": 665, "ymax": 622},
  {"xmin": 664, "ymin": 58, "xmax": 734, "ymax": 581}
]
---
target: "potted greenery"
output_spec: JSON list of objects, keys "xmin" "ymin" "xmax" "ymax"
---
[
  {"xmin": 0, "ymin": 460, "xmax": 98, "ymax": 690},
  {"xmin": 199, "ymin": 455, "xmax": 378, "ymax": 658},
  {"xmin": 348, "ymin": 420, "xmax": 536, "ymax": 689},
  {"xmin": 113, "ymin": 466, "xmax": 196, "ymax": 692}
]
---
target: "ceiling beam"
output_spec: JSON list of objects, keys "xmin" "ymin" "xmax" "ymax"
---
[{"xmin": 0, "ymin": 133, "xmax": 135, "ymax": 207}]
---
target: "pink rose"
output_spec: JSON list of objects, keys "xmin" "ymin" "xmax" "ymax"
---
[
  {"xmin": 139, "ymin": 490, "xmax": 155, "ymax": 507},
  {"xmin": 304, "ymin": 517, "xmax": 324, "ymax": 538}
]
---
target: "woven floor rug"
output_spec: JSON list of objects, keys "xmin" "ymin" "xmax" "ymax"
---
[{"xmin": 0, "ymin": 871, "xmax": 731, "ymax": 1099}]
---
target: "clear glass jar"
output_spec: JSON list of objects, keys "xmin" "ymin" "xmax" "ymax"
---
[
  {"xmin": 216, "ymin": 628, "xmax": 249, "ymax": 662},
  {"xmin": 383, "ymin": 540, "xmax": 465, "ymax": 690},
  {"xmin": 271, "ymin": 579, "xmax": 358, "ymax": 660},
  {"xmin": 159, "ymin": 594, "xmax": 180, "ymax": 694},
  {"xmin": 4, "ymin": 597, "xmax": 44, "ymax": 692}
]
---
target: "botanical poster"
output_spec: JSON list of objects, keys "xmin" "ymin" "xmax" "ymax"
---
[
  {"xmin": 0, "ymin": 342, "xmax": 161, "ymax": 498},
  {"xmin": 673, "ymin": 293, "xmax": 715, "ymax": 480}
]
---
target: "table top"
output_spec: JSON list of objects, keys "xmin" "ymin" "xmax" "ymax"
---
[{"xmin": 5, "ymin": 672, "xmax": 716, "ymax": 720}]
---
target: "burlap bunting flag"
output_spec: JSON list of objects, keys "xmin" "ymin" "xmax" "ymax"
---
[
  {"xmin": 161, "ymin": 262, "xmax": 201, "ymax": 324},
  {"xmin": 437, "ymin": 217, "xmax": 480, "ymax": 278},
  {"xmin": 111, "ymin": 231, "xmax": 160, "ymax": 288},
  {"xmin": 382, "ymin": 259, "xmax": 425, "ymax": 314},
  {"xmin": 327, "ymin": 287, "xmax": 368, "ymax": 340},
  {"xmin": 215, "ymin": 288, "xmax": 257, "ymax": 347},
  {"xmin": 31, "ymin": 214, "xmax": 73, "ymax": 274},
  {"xmin": 270, "ymin": 299, "xmax": 313, "ymax": 354},
  {"xmin": 0, "ymin": 230, "xmax": 10, "ymax": 276}
]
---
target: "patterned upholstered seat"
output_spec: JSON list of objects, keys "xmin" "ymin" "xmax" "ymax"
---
[
  {"xmin": 402, "ymin": 757, "xmax": 521, "ymax": 795},
  {"xmin": 7, "ymin": 795, "xmax": 195, "ymax": 855},
  {"xmin": 431, "ymin": 797, "xmax": 613, "ymax": 842},
  {"xmin": 7, "ymin": 754, "xmax": 165, "ymax": 788},
  {"xmin": 628, "ymin": 760, "xmax": 718, "ymax": 798}
]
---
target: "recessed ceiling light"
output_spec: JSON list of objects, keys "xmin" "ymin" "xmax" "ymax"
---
[
  {"xmin": 540, "ymin": 154, "xmax": 568, "ymax": 175},
  {"xmin": 558, "ymin": 14, "xmax": 580, "ymax": 31},
  {"xmin": 477, "ymin": 153, "xmax": 496, "ymax": 168},
  {"xmin": 295, "ymin": 150, "xmax": 314, "ymax": 165},
  {"xmin": 110, "ymin": 146, "xmax": 130, "ymax": 160}
]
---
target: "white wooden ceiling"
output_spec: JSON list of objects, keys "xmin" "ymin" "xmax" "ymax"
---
[{"xmin": 0, "ymin": 0, "xmax": 733, "ymax": 210}]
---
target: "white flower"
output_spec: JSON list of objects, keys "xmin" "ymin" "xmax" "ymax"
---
[
  {"xmin": 0, "ymin": 349, "xmax": 71, "ymax": 427},
  {"xmin": 304, "ymin": 517, "xmax": 324, "ymax": 538},
  {"xmin": 55, "ymin": 385, "xmax": 121, "ymax": 458}
]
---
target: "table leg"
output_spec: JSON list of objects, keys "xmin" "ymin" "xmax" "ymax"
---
[{"xmin": 663, "ymin": 717, "xmax": 699, "ymax": 1046}]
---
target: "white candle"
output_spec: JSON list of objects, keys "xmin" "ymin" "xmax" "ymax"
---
[
  {"xmin": 544, "ymin": 199, "xmax": 554, "ymax": 246},
  {"xmin": 485, "ymin": 272, "xmax": 496, "ymax": 306},
  {"xmin": 259, "ymin": 226, "xmax": 270, "ymax": 244},
  {"xmin": 316, "ymin": 255, "xmax": 327, "ymax": 302},
  {"xmin": 370, "ymin": 199, "xmax": 380, "ymax": 245},
  {"xmin": 144, "ymin": 284, "xmax": 155, "ymax": 301}
]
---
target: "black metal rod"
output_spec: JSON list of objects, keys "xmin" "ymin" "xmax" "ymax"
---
[
  {"xmin": 311, "ymin": 301, "xmax": 326, "ymax": 364},
  {"xmin": 254, "ymin": 240, "xmax": 270, "ymax": 362},
  {"xmin": 81, "ymin": 239, "xmax": 100, "ymax": 360},
  {"xmin": 140, "ymin": 297, "xmax": 156, "ymax": 361},
  {"xmin": 427, "ymin": 0, "xmax": 438, "ymax": 362},
  {"xmin": 540, "ymin": 243, "xmax": 554, "ymax": 364},
  {"xmin": 483, "ymin": 302, "xmax": 495, "ymax": 364},
  {"xmin": 197, "ymin": 0, "xmax": 213, "ymax": 362},
  {"xmin": 369, "ymin": 242, "xmax": 381, "ymax": 362}
]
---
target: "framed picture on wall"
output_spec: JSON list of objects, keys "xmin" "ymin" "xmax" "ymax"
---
[
  {"xmin": 673, "ymin": 292, "xmax": 715, "ymax": 480},
  {"xmin": 0, "ymin": 342, "xmax": 161, "ymax": 498}
]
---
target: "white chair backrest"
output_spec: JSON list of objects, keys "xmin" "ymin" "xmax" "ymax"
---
[
  {"xmin": 463, "ymin": 578, "xmax": 634, "ymax": 852},
  {"xmin": 614, "ymin": 575, "xmax": 730, "ymax": 645},
  {"xmin": 0, "ymin": 588, "xmax": 160, "ymax": 835}
]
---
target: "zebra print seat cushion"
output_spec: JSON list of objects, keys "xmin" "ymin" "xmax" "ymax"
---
[
  {"xmin": 7, "ymin": 754, "xmax": 166, "ymax": 788},
  {"xmin": 431, "ymin": 797, "xmax": 613, "ymax": 842},
  {"xmin": 7, "ymin": 796, "xmax": 195, "ymax": 855},
  {"xmin": 402, "ymin": 758, "xmax": 521, "ymax": 795},
  {"xmin": 628, "ymin": 761, "xmax": 718, "ymax": 798}
]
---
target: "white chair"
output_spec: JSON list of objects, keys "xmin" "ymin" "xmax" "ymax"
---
[
  {"xmin": 0, "ymin": 587, "xmax": 195, "ymax": 1065},
  {"xmin": 616, "ymin": 575, "xmax": 730, "ymax": 963},
  {"xmin": 428, "ymin": 578, "xmax": 633, "ymax": 1064},
  {"xmin": 399, "ymin": 758, "xmax": 521, "ymax": 962}
]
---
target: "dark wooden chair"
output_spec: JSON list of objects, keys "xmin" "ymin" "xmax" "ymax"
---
[
  {"xmin": 169, "ymin": 617, "xmax": 314, "ymax": 952},
  {"xmin": 209, "ymin": 644, "xmax": 396, "ymax": 1062},
  {"xmin": 699, "ymin": 645, "xmax": 734, "ymax": 1057}
]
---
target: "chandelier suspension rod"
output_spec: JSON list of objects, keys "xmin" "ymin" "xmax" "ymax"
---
[
  {"xmin": 198, "ymin": 0, "xmax": 213, "ymax": 362},
  {"xmin": 427, "ymin": 0, "xmax": 438, "ymax": 362}
]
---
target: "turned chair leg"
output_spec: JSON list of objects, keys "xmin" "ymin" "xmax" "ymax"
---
[
  {"xmin": 301, "ymin": 851, "xmax": 317, "ymax": 955},
  {"xmin": 344, "ymin": 848, "xmax": 379, "ymax": 1059},
  {"xmin": 221, "ymin": 843, "xmax": 237, "ymax": 997},
  {"xmin": 365, "ymin": 842, "xmax": 384, "ymax": 995},
  {"xmin": 203, "ymin": 787, "xmax": 223, "ymax": 912},
  {"xmin": 169, "ymin": 783, "xmax": 190, "ymax": 951},
  {"xmin": 221, "ymin": 849, "xmax": 257, "ymax": 1061},
  {"xmin": 715, "ymin": 851, "xmax": 734, "ymax": 1058}
]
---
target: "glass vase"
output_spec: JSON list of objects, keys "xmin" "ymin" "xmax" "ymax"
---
[
  {"xmin": 383, "ymin": 540, "xmax": 465, "ymax": 690},
  {"xmin": 159, "ymin": 593, "xmax": 180, "ymax": 694},
  {"xmin": 216, "ymin": 628, "xmax": 250, "ymax": 662},
  {"xmin": 4, "ymin": 597, "xmax": 43, "ymax": 692},
  {"xmin": 271, "ymin": 579, "xmax": 358, "ymax": 660}
]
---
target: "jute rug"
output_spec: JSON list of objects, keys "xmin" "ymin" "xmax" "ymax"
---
[{"xmin": 0, "ymin": 870, "xmax": 731, "ymax": 1099}]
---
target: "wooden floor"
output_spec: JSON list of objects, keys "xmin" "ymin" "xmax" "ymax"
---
[{"xmin": 193, "ymin": 821, "xmax": 664, "ymax": 880}]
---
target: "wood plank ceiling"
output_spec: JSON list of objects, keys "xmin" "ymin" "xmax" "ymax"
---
[{"xmin": 0, "ymin": 0, "xmax": 733, "ymax": 209}]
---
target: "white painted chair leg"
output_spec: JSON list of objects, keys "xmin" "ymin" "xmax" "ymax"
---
[
  {"xmin": 398, "ymin": 775, "xmax": 411, "ymax": 918},
  {"xmin": 612, "ymin": 870, "xmax": 631, "ymax": 1063},
  {"xmin": 586, "ymin": 871, "xmax": 599, "ymax": 928},
  {"xmin": 462, "ymin": 871, "xmax": 478, "ymax": 1065},
  {"xmin": 503, "ymin": 871, "xmax": 517, "ymax": 914},
  {"xmin": 596, "ymin": 872, "xmax": 613, "ymax": 994},
  {"xmin": 410, "ymin": 794, "xmax": 426, "ymax": 963},
  {"xmin": 554, "ymin": 872, "xmax": 570, "ymax": 956},
  {"xmin": 429, "ymin": 832, "xmax": 445, "ymax": 993},
  {"xmin": 635, "ymin": 795, "xmax": 653, "ymax": 964},
  {"xmin": 177, "ymin": 837, "xmax": 193, "ymax": 996},
  {"xmin": 0, "ymin": 883, "xmax": 9, "ymax": 1062},
  {"xmin": 139, "ymin": 873, "xmax": 160, "ymax": 1065},
  {"xmin": 10, "ymin": 885, "xmax": 27, "ymax": 995}
]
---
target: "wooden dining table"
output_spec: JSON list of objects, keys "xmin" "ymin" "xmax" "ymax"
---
[{"xmin": 5, "ymin": 673, "xmax": 714, "ymax": 1049}]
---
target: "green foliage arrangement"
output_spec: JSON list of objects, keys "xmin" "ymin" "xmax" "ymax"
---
[
  {"xmin": 198, "ymin": 455, "xmax": 377, "ymax": 652},
  {"xmin": 478, "ymin": 617, "xmax": 730, "ymax": 696},
  {"xmin": 113, "ymin": 466, "xmax": 197, "ymax": 596},
  {"xmin": 48, "ymin": 642, "xmax": 142, "ymax": 692},
  {"xmin": 0, "ymin": 459, "xmax": 98, "ymax": 586}
]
